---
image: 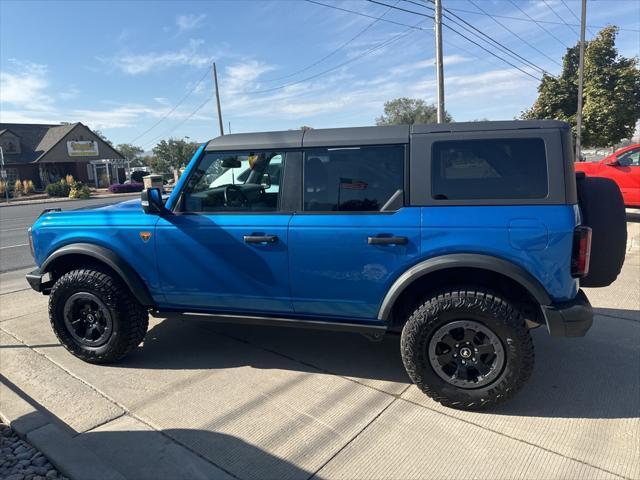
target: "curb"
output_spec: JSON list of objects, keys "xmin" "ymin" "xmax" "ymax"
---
[
  {"xmin": 0, "ymin": 192, "xmax": 139, "ymax": 208},
  {"xmin": 0, "ymin": 381, "xmax": 126, "ymax": 480}
]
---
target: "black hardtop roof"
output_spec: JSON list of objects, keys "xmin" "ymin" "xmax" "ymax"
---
[{"xmin": 204, "ymin": 120, "xmax": 568, "ymax": 152}]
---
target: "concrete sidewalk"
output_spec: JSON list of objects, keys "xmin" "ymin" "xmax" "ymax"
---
[{"xmin": 1, "ymin": 224, "xmax": 638, "ymax": 480}]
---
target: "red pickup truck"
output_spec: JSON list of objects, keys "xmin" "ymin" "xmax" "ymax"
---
[{"xmin": 575, "ymin": 143, "xmax": 640, "ymax": 207}]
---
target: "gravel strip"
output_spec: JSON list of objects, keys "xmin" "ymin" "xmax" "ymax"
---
[{"xmin": 0, "ymin": 422, "xmax": 68, "ymax": 480}]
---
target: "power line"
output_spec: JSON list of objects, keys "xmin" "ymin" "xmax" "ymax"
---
[
  {"xmin": 244, "ymin": 16, "xmax": 426, "ymax": 95},
  {"xmin": 434, "ymin": 3, "xmax": 551, "ymax": 76},
  {"xmin": 141, "ymin": 96, "xmax": 213, "ymax": 150},
  {"xmin": 443, "ymin": 6, "xmax": 639, "ymax": 33},
  {"xmin": 372, "ymin": 0, "xmax": 542, "ymax": 80},
  {"xmin": 262, "ymin": 1, "xmax": 400, "ymax": 83},
  {"xmin": 560, "ymin": 0, "xmax": 596, "ymax": 36},
  {"xmin": 507, "ymin": 0, "xmax": 570, "ymax": 48},
  {"xmin": 128, "ymin": 66, "xmax": 211, "ymax": 145},
  {"xmin": 466, "ymin": 0, "xmax": 562, "ymax": 69},
  {"xmin": 441, "ymin": 21, "xmax": 541, "ymax": 81},
  {"xmin": 542, "ymin": 0, "xmax": 579, "ymax": 36},
  {"xmin": 305, "ymin": 0, "xmax": 430, "ymax": 31},
  {"xmin": 365, "ymin": 0, "xmax": 433, "ymax": 19}
]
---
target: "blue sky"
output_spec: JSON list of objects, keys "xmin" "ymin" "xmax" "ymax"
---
[{"xmin": 1, "ymin": 0, "xmax": 638, "ymax": 149}]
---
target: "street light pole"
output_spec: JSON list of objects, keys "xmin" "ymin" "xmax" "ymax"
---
[
  {"xmin": 434, "ymin": 0, "xmax": 446, "ymax": 123},
  {"xmin": 0, "ymin": 147, "xmax": 9, "ymax": 204},
  {"xmin": 575, "ymin": 0, "xmax": 587, "ymax": 161}
]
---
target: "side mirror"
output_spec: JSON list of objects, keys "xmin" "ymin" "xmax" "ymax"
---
[
  {"xmin": 141, "ymin": 187, "xmax": 165, "ymax": 214},
  {"xmin": 605, "ymin": 159, "xmax": 619, "ymax": 166},
  {"xmin": 260, "ymin": 173, "xmax": 272, "ymax": 189}
]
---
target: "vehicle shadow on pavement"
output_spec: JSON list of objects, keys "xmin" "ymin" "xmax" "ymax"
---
[
  {"xmin": 113, "ymin": 309, "xmax": 639, "ymax": 420},
  {"xmin": 2, "ymin": 377, "xmax": 313, "ymax": 480}
]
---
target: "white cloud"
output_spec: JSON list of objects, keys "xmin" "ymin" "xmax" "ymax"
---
[
  {"xmin": 176, "ymin": 14, "xmax": 207, "ymax": 32},
  {"xmin": 0, "ymin": 62, "xmax": 52, "ymax": 108},
  {"xmin": 102, "ymin": 40, "xmax": 211, "ymax": 75}
]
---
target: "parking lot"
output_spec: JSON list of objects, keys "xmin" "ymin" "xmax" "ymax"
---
[{"xmin": 1, "ymin": 220, "xmax": 638, "ymax": 480}]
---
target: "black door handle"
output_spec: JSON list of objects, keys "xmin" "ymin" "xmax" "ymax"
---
[
  {"xmin": 367, "ymin": 236, "xmax": 408, "ymax": 245},
  {"xmin": 244, "ymin": 235, "xmax": 278, "ymax": 244}
]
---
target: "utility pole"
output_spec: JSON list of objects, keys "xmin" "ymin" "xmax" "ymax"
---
[
  {"xmin": 212, "ymin": 62, "xmax": 225, "ymax": 136},
  {"xmin": 575, "ymin": 0, "xmax": 587, "ymax": 161},
  {"xmin": 434, "ymin": 0, "xmax": 445, "ymax": 123}
]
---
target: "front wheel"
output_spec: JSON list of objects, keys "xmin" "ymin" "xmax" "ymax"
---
[
  {"xmin": 400, "ymin": 288, "xmax": 534, "ymax": 410},
  {"xmin": 49, "ymin": 267, "xmax": 149, "ymax": 363}
]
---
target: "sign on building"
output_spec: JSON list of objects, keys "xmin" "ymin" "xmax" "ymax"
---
[{"xmin": 67, "ymin": 140, "xmax": 99, "ymax": 157}]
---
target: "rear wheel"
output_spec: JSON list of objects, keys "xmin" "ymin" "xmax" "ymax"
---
[
  {"xmin": 401, "ymin": 288, "xmax": 534, "ymax": 410},
  {"xmin": 49, "ymin": 267, "xmax": 148, "ymax": 363}
]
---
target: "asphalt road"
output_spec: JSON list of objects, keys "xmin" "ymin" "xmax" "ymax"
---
[{"xmin": 0, "ymin": 196, "xmax": 136, "ymax": 273}]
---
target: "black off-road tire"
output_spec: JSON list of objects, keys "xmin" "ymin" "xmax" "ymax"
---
[
  {"xmin": 577, "ymin": 176, "xmax": 627, "ymax": 287},
  {"xmin": 49, "ymin": 268, "xmax": 148, "ymax": 363},
  {"xmin": 400, "ymin": 288, "xmax": 534, "ymax": 410}
]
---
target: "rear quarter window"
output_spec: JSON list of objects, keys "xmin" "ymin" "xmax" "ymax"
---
[{"xmin": 431, "ymin": 138, "xmax": 548, "ymax": 200}]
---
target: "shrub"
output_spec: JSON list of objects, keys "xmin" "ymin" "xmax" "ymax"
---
[
  {"xmin": 69, "ymin": 182, "xmax": 91, "ymax": 199},
  {"xmin": 130, "ymin": 170, "xmax": 146, "ymax": 183},
  {"xmin": 14, "ymin": 179, "xmax": 23, "ymax": 195},
  {"xmin": 0, "ymin": 180, "xmax": 6, "ymax": 195},
  {"xmin": 108, "ymin": 182, "xmax": 144, "ymax": 193},
  {"xmin": 46, "ymin": 180, "xmax": 71, "ymax": 197},
  {"xmin": 22, "ymin": 179, "xmax": 35, "ymax": 194}
]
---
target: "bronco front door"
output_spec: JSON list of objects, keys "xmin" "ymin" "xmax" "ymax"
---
[{"xmin": 155, "ymin": 149, "xmax": 293, "ymax": 314}]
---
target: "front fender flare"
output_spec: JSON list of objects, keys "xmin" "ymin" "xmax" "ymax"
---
[
  {"xmin": 41, "ymin": 243, "xmax": 155, "ymax": 307},
  {"xmin": 377, "ymin": 253, "xmax": 551, "ymax": 322}
]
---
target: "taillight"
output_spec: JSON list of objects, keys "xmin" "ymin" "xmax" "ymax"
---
[{"xmin": 571, "ymin": 226, "xmax": 592, "ymax": 277}]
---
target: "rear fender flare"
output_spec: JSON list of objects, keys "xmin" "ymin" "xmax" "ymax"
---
[
  {"xmin": 377, "ymin": 253, "xmax": 551, "ymax": 322},
  {"xmin": 41, "ymin": 243, "xmax": 154, "ymax": 307}
]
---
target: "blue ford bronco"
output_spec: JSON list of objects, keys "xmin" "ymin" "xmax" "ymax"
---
[{"xmin": 26, "ymin": 121, "xmax": 627, "ymax": 409}]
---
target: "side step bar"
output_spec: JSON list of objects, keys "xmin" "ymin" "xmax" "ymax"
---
[{"xmin": 154, "ymin": 311, "xmax": 387, "ymax": 335}]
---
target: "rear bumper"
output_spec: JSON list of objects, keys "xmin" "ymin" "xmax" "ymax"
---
[{"xmin": 541, "ymin": 289, "xmax": 593, "ymax": 337}]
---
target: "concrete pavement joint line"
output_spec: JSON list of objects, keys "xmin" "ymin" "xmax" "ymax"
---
[
  {"xmin": 596, "ymin": 312, "xmax": 640, "ymax": 324},
  {"xmin": 0, "ymin": 326, "xmax": 242, "ymax": 480},
  {"xmin": 195, "ymin": 323, "xmax": 633, "ymax": 479},
  {"xmin": 71, "ymin": 412, "xmax": 128, "ymax": 438},
  {"xmin": 0, "ymin": 243, "xmax": 29, "ymax": 249},
  {"xmin": 397, "ymin": 395, "xmax": 631, "ymax": 480},
  {"xmin": 0, "ymin": 308, "xmax": 48, "ymax": 323},
  {"xmin": 308, "ymin": 387, "xmax": 410, "ymax": 480},
  {"xmin": 0, "ymin": 287, "xmax": 32, "ymax": 296}
]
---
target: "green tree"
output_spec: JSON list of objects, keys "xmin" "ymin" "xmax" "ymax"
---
[
  {"xmin": 94, "ymin": 130, "xmax": 114, "ymax": 146},
  {"xmin": 376, "ymin": 98, "xmax": 452, "ymax": 125},
  {"xmin": 522, "ymin": 26, "xmax": 640, "ymax": 147},
  {"xmin": 141, "ymin": 154, "xmax": 166, "ymax": 173},
  {"xmin": 116, "ymin": 143, "xmax": 145, "ymax": 167},
  {"xmin": 152, "ymin": 138, "xmax": 200, "ymax": 172}
]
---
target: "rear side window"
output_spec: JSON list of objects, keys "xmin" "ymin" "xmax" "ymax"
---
[
  {"xmin": 431, "ymin": 138, "xmax": 548, "ymax": 200},
  {"xmin": 303, "ymin": 145, "xmax": 404, "ymax": 212}
]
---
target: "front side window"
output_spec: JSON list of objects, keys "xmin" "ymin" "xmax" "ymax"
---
[
  {"xmin": 181, "ymin": 151, "xmax": 283, "ymax": 212},
  {"xmin": 303, "ymin": 145, "xmax": 404, "ymax": 212},
  {"xmin": 431, "ymin": 138, "xmax": 548, "ymax": 200},
  {"xmin": 617, "ymin": 148, "xmax": 640, "ymax": 167}
]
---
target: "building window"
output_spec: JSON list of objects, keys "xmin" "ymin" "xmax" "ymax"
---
[{"xmin": 1, "ymin": 140, "xmax": 20, "ymax": 154}]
